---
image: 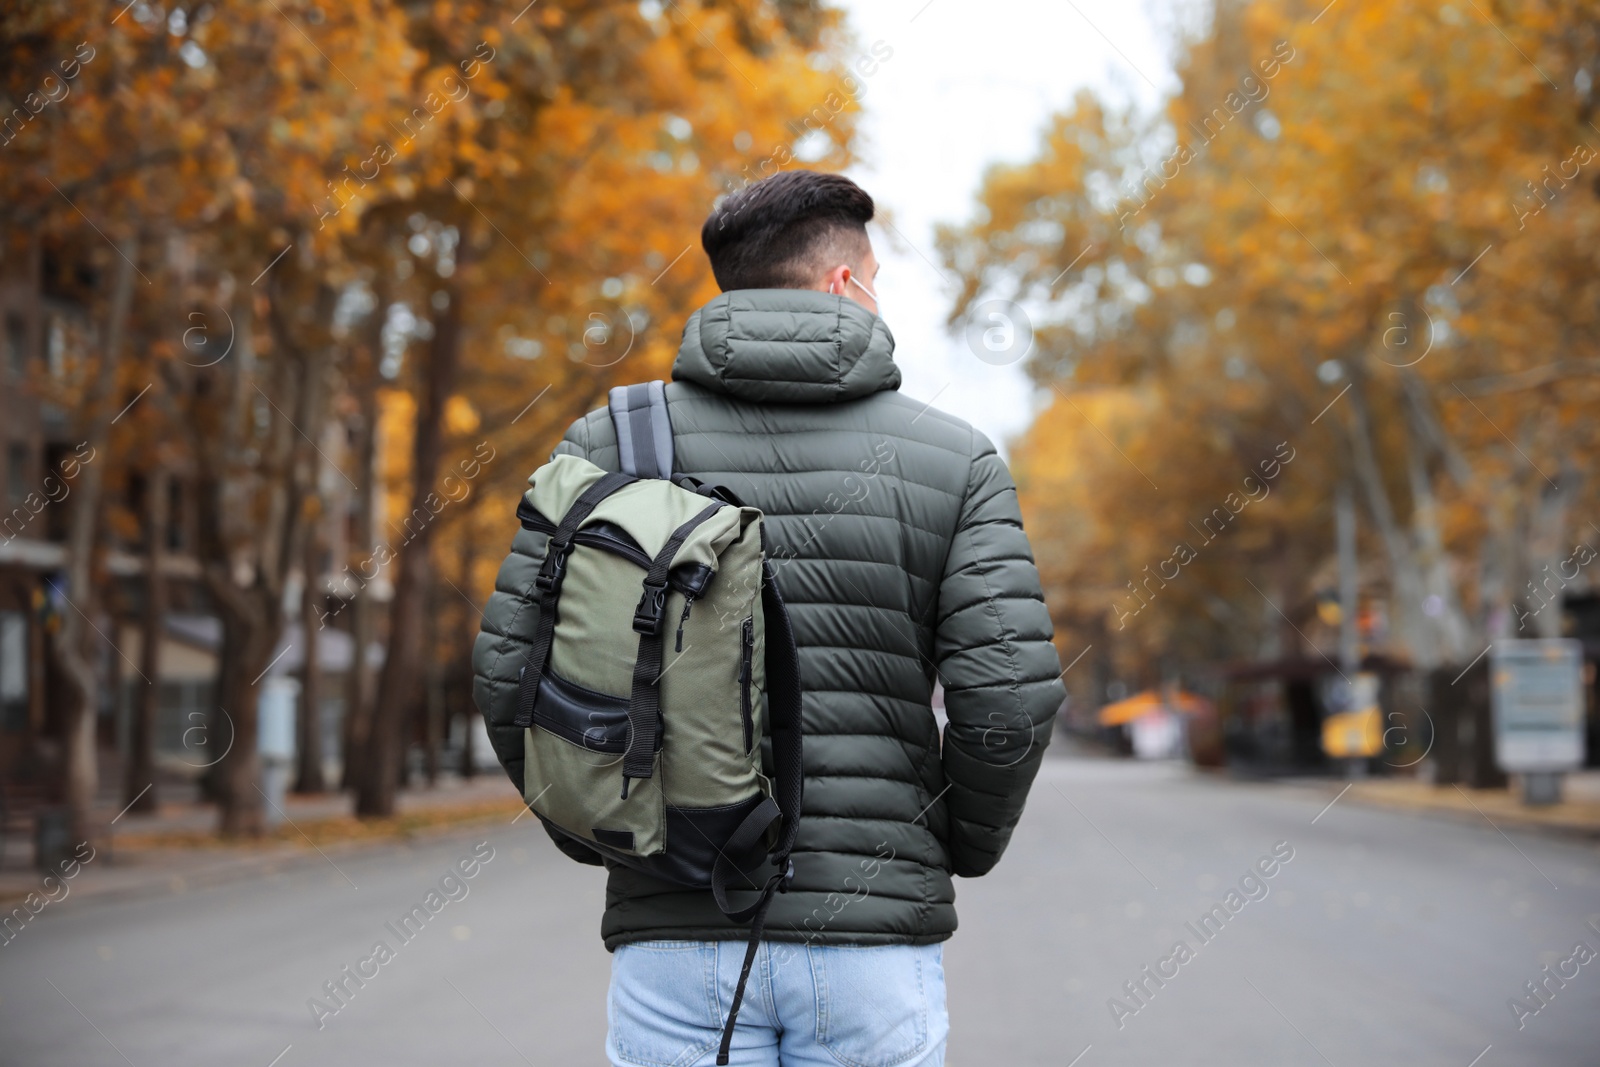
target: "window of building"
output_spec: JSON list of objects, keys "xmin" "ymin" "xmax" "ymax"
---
[
  {"xmin": 4, "ymin": 313, "xmax": 26, "ymax": 378},
  {"xmin": 6, "ymin": 443, "xmax": 28, "ymax": 506},
  {"xmin": 47, "ymin": 315, "xmax": 66, "ymax": 379},
  {"xmin": 0, "ymin": 611, "xmax": 27, "ymax": 733},
  {"xmin": 168, "ymin": 476, "xmax": 186, "ymax": 552}
]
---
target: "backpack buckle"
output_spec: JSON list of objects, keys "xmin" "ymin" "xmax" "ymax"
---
[
  {"xmin": 633, "ymin": 580, "xmax": 669, "ymax": 634},
  {"xmin": 535, "ymin": 543, "xmax": 570, "ymax": 593}
]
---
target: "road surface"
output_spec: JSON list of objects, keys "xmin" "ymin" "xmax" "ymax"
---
[{"xmin": 3, "ymin": 754, "xmax": 1598, "ymax": 1066}]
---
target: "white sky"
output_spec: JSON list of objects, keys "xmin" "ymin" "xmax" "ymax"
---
[{"xmin": 834, "ymin": 0, "xmax": 1182, "ymax": 454}]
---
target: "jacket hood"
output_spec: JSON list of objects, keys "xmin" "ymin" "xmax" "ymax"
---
[{"xmin": 671, "ymin": 289, "xmax": 901, "ymax": 404}]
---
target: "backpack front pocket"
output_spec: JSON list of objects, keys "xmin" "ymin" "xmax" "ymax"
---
[{"xmin": 524, "ymin": 669, "xmax": 665, "ymax": 856}]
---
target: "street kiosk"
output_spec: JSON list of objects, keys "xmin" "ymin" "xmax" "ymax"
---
[{"xmin": 1490, "ymin": 639, "xmax": 1584, "ymax": 805}]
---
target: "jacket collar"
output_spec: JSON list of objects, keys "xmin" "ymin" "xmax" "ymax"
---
[{"xmin": 671, "ymin": 289, "xmax": 901, "ymax": 404}]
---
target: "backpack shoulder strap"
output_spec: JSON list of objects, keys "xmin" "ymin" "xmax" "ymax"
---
[
  {"xmin": 757, "ymin": 563, "xmax": 804, "ymax": 863},
  {"xmin": 709, "ymin": 558, "xmax": 803, "ymax": 916},
  {"xmin": 608, "ymin": 381, "xmax": 674, "ymax": 479}
]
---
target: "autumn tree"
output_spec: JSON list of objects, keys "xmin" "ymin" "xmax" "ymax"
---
[
  {"xmin": 942, "ymin": 0, "xmax": 1600, "ymax": 694},
  {"xmin": 1, "ymin": 0, "xmax": 422, "ymax": 833},
  {"xmin": 348, "ymin": 0, "xmax": 864, "ymax": 815},
  {"xmin": 6, "ymin": 0, "xmax": 871, "ymax": 831}
]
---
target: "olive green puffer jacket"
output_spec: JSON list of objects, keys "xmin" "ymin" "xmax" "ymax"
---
[{"xmin": 473, "ymin": 288, "xmax": 1064, "ymax": 949}]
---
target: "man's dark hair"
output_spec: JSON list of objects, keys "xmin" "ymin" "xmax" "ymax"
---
[{"xmin": 701, "ymin": 170, "xmax": 874, "ymax": 291}]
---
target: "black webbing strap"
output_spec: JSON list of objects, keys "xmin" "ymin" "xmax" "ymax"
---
[
  {"xmin": 513, "ymin": 471, "xmax": 637, "ymax": 729},
  {"xmin": 709, "ymin": 796, "xmax": 784, "ymax": 920},
  {"xmin": 714, "ymin": 560, "xmax": 804, "ymax": 1066},
  {"xmin": 620, "ymin": 501, "xmax": 726, "ymax": 791},
  {"xmin": 716, "ymin": 875, "xmax": 781, "ymax": 1066}
]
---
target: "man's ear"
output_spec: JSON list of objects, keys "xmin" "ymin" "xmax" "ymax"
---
[{"xmin": 820, "ymin": 263, "xmax": 852, "ymax": 295}]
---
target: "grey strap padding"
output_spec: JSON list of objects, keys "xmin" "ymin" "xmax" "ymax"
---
[{"xmin": 608, "ymin": 381, "xmax": 674, "ymax": 480}]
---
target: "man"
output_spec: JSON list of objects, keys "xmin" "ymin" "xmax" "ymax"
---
[{"xmin": 478, "ymin": 170, "xmax": 1064, "ymax": 1065}]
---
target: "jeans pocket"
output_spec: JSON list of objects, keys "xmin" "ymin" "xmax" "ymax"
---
[
  {"xmin": 609, "ymin": 941, "xmax": 721, "ymax": 1067},
  {"xmin": 808, "ymin": 945, "xmax": 931, "ymax": 1067}
]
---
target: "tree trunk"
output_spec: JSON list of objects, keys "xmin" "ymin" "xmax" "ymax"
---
[
  {"xmin": 1524, "ymin": 463, "xmax": 1578, "ymax": 639},
  {"xmin": 457, "ymin": 507, "xmax": 481, "ymax": 780},
  {"xmin": 198, "ymin": 287, "xmax": 259, "ymax": 805},
  {"xmin": 126, "ymin": 464, "xmax": 168, "ymax": 814},
  {"xmin": 340, "ymin": 305, "xmax": 382, "ymax": 793},
  {"xmin": 1335, "ymin": 483, "xmax": 1359, "ymax": 671},
  {"xmin": 1398, "ymin": 377, "xmax": 1473, "ymax": 659},
  {"xmin": 294, "ymin": 527, "xmax": 327, "ymax": 793},
  {"xmin": 55, "ymin": 235, "xmax": 137, "ymax": 843},
  {"xmin": 423, "ymin": 566, "xmax": 443, "ymax": 787},
  {"xmin": 203, "ymin": 294, "xmax": 271, "ymax": 837},
  {"xmin": 1342, "ymin": 373, "xmax": 1437, "ymax": 667},
  {"xmin": 210, "ymin": 581, "xmax": 275, "ymax": 836},
  {"xmin": 1403, "ymin": 421, "xmax": 1471, "ymax": 660},
  {"xmin": 358, "ymin": 274, "xmax": 462, "ymax": 817},
  {"xmin": 460, "ymin": 706, "xmax": 478, "ymax": 779},
  {"xmin": 206, "ymin": 284, "xmax": 334, "ymax": 835}
]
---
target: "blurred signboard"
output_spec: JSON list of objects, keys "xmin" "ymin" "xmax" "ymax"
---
[
  {"xmin": 258, "ymin": 676, "xmax": 299, "ymax": 762},
  {"xmin": 1490, "ymin": 640, "xmax": 1583, "ymax": 772}
]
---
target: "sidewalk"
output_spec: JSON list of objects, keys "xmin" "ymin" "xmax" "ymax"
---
[
  {"xmin": 0, "ymin": 773, "xmax": 526, "ymax": 910},
  {"xmin": 1338, "ymin": 770, "xmax": 1600, "ymax": 839}
]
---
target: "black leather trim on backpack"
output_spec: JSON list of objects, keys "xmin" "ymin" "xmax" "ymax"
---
[
  {"xmin": 529, "ymin": 670, "xmax": 632, "ymax": 754},
  {"xmin": 603, "ymin": 796, "xmax": 771, "ymax": 889},
  {"xmin": 591, "ymin": 828, "xmax": 636, "ymax": 851}
]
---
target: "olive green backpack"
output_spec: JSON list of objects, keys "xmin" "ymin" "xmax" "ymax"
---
[{"xmin": 491, "ymin": 381, "xmax": 802, "ymax": 1063}]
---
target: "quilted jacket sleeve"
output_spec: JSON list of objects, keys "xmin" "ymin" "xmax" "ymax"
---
[
  {"xmin": 933, "ymin": 428, "xmax": 1064, "ymax": 878},
  {"xmin": 471, "ymin": 416, "xmax": 601, "ymax": 865}
]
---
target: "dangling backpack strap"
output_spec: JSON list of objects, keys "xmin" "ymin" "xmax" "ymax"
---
[
  {"xmin": 609, "ymin": 381, "xmax": 674, "ymax": 479},
  {"xmin": 713, "ymin": 560, "xmax": 803, "ymax": 1065}
]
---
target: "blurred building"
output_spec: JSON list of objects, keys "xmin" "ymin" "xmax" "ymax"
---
[
  {"xmin": 0, "ymin": 241, "xmax": 389, "ymax": 848},
  {"xmin": 0, "ymin": 240, "xmax": 100, "ymax": 830}
]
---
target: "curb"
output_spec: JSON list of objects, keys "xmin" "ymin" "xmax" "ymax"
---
[
  {"xmin": 0, "ymin": 801, "xmax": 532, "ymax": 913},
  {"xmin": 1339, "ymin": 782, "xmax": 1600, "ymax": 842}
]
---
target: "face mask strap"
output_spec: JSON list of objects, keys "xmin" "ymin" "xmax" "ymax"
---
[{"xmin": 847, "ymin": 273, "xmax": 879, "ymax": 304}]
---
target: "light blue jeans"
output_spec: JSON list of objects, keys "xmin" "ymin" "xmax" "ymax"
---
[{"xmin": 606, "ymin": 940, "xmax": 948, "ymax": 1067}]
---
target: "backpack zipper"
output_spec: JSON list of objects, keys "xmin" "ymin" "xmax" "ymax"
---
[
  {"xmin": 739, "ymin": 615, "xmax": 755, "ymax": 753},
  {"xmin": 674, "ymin": 595, "xmax": 695, "ymax": 653}
]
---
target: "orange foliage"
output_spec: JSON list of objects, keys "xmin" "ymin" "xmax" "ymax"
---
[{"xmin": 943, "ymin": 0, "xmax": 1600, "ymax": 688}]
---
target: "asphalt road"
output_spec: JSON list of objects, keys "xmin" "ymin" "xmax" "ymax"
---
[{"xmin": 3, "ymin": 754, "xmax": 1599, "ymax": 1066}]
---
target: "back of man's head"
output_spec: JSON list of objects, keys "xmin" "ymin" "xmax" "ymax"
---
[{"xmin": 701, "ymin": 170, "xmax": 874, "ymax": 292}]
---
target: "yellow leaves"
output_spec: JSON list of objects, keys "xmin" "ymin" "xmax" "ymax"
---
[
  {"xmin": 947, "ymin": 0, "xmax": 1600, "ymax": 670},
  {"xmin": 14, "ymin": 0, "xmax": 884, "ymax": 653},
  {"xmin": 444, "ymin": 395, "xmax": 480, "ymax": 436},
  {"xmin": 378, "ymin": 387, "xmax": 416, "ymax": 517}
]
